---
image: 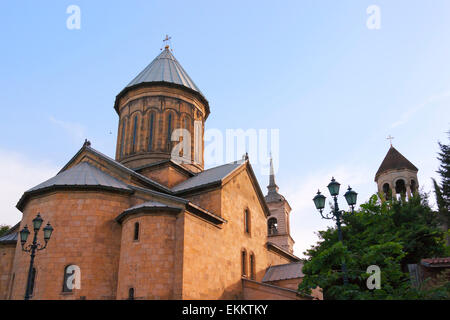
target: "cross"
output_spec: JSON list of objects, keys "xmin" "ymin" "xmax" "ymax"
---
[
  {"xmin": 163, "ymin": 35, "xmax": 172, "ymax": 49},
  {"xmin": 387, "ymin": 135, "xmax": 394, "ymax": 147}
]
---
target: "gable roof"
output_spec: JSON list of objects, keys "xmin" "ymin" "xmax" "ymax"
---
[
  {"xmin": 262, "ymin": 262, "xmax": 305, "ymax": 282},
  {"xmin": 60, "ymin": 142, "xmax": 172, "ymax": 194},
  {"xmin": 17, "ymin": 162, "xmax": 133, "ymax": 211},
  {"xmin": 172, "ymin": 160, "xmax": 245, "ymax": 193},
  {"xmin": 375, "ymin": 146, "xmax": 418, "ymax": 180},
  {"xmin": 29, "ymin": 162, "xmax": 131, "ymax": 193}
]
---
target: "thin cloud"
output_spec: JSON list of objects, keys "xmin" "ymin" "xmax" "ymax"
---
[
  {"xmin": 0, "ymin": 149, "xmax": 58, "ymax": 226},
  {"xmin": 391, "ymin": 90, "xmax": 450, "ymax": 128},
  {"xmin": 49, "ymin": 116, "xmax": 87, "ymax": 143}
]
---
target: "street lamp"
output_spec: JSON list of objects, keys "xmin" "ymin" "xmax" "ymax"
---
[
  {"xmin": 20, "ymin": 213, "xmax": 54, "ymax": 300},
  {"xmin": 312, "ymin": 178, "xmax": 358, "ymax": 285}
]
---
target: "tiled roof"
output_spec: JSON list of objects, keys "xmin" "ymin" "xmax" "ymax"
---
[
  {"xmin": 0, "ymin": 223, "xmax": 19, "ymax": 244},
  {"xmin": 172, "ymin": 160, "xmax": 244, "ymax": 193},
  {"xmin": 262, "ymin": 262, "xmax": 304, "ymax": 282},
  {"xmin": 0, "ymin": 232, "xmax": 18, "ymax": 243},
  {"xmin": 421, "ymin": 257, "xmax": 450, "ymax": 267},
  {"xmin": 126, "ymin": 48, "xmax": 203, "ymax": 96},
  {"xmin": 375, "ymin": 146, "xmax": 418, "ymax": 180},
  {"xmin": 27, "ymin": 162, "xmax": 132, "ymax": 193},
  {"xmin": 116, "ymin": 200, "xmax": 184, "ymax": 223},
  {"xmin": 124, "ymin": 200, "xmax": 182, "ymax": 213},
  {"xmin": 59, "ymin": 144, "xmax": 172, "ymax": 194}
]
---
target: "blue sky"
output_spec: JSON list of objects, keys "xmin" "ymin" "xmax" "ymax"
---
[{"xmin": 0, "ymin": 1, "xmax": 449, "ymax": 257}]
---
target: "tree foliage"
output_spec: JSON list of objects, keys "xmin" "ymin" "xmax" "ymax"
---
[
  {"xmin": 299, "ymin": 194, "xmax": 449, "ymax": 299},
  {"xmin": 0, "ymin": 225, "xmax": 10, "ymax": 237},
  {"xmin": 433, "ymin": 131, "xmax": 450, "ymax": 246}
]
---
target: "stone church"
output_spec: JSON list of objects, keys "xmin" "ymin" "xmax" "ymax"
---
[{"xmin": 0, "ymin": 44, "xmax": 322, "ymax": 300}]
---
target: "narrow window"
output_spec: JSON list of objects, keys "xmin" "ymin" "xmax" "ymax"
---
[
  {"xmin": 241, "ymin": 250, "xmax": 247, "ymax": 277},
  {"xmin": 128, "ymin": 288, "xmax": 135, "ymax": 300},
  {"xmin": 63, "ymin": 265, "xmax": 74, "ymax": 293},
  {"xmin": 134, "ymin": 222, "xmax": 139, "ymax": 241},
  {"xmin": 120, "ymin": 119, "xmax": 126, "ymax": 157},
  {"xmin": 132, "ymin": 115, "xmax": 138, "ymax": 152},
  {"xmin": 244, "ymin": 209, "xmax": 250, "ymax": 234},
  {"xmin": 148, "ymin": 113, "xmax": 154, "ymax": 151},
  {"xmin": 29, "ymin": 268, "xmax": 36, "ymax": 296},
  {"xmin": 167, "ymin": 113, "xmax": 172, "ymax": 148},
  {"xmin": 250, "ymin": 253, "xmax": 255, "ymax": 280},
  {"xmin": 268, "ymin": 218, "xmax": 278, "ymax": 235}
]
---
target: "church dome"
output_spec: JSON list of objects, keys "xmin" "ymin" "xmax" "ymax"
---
[
  {"xmin": 126, "ymin": 47, "xmax": 202, "ymax": 94},
  {"xmin": 114, "ymin": 46, "xmax": 209, "ymax": 116},
  {"xmin": 375, "ymin": 146, "xmax": 418, "ymax": 181}
]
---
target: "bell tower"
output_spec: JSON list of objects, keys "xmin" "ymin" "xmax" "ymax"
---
[
  {"xmin": 113, "ymin": 42, "xmax": 210, "ymax": 177},
  {"xmin": 375, "ymin": 145, "xmax": 419, "ymax": 200},
  {"xmin": 265, "ymin": 158, "xmax": 294, "ymax": 253}
]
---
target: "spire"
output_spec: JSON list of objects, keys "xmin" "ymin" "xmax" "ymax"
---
[{"xmin": 267, "ymin": 156, "xmax": 279, "ymax": 194}]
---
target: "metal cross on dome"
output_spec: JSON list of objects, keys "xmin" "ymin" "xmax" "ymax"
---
[
  {"xmin": 163, "ymin": 35, "xmax": 172, "ymax": 49},
  {"xmin": 387, "ymin": 135, "xmax": 394, "ymax": 147}
]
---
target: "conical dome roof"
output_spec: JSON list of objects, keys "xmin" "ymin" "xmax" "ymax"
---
[
  {"xmin": 126, "ymin": 47, "xmax": 203, "ymax": 95},
  {"xmin": 114, "ymin": 47, "xmax": 209, "ymax": 115},
  {"xmin": 375, "ymin": 146, "xmax": 418, "ymax": 181}
]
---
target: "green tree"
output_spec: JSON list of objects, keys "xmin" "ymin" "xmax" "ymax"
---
[
  {"xmin": 299, "ymin": 194, "xmax": 448, "ymax": 300},
  {"xmin": 0, "ymin": 225, "xmax": 11, "ymax": 237},
  {"xmin": 433, "ymin": 131, "xmax": 450, "ymax": 247}
]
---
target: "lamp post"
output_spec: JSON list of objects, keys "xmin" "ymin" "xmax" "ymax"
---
[
  {"xmin": 19, "ymin": 213, "xmax": 54, "ymax": 300},
  {"xmin": 312, "ymin": 177, "xmax": 357, "ymax": 285}
]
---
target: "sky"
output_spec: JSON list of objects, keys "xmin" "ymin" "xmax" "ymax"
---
[{"xmin": 0, "ymin": 1, "xmax": 449, "ymax": 258}]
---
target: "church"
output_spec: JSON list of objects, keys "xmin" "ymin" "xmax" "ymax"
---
[{"xmin": 0, "ymin": 43, "xmax": 323, "ymax": 300}]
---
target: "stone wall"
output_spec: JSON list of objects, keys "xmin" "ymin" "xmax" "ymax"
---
[
  {"xmin": 181, "ymin": 167, "xmax": 293, "ymax": 299},
  {"xmin": 116, "ymin": 211, "xmax": 184, "ymax": 300},
  {"xmin": 9, "ymin": 190, "xmax": 129, "ymax": 300},
  {"xmin": 0, "ymin": 243, "xmax": 16, "ymax": 299}
]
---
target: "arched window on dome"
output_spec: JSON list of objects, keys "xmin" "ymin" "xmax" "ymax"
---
[
  {"xmin": 148, "ymin": 113, "xmax": 154, "ymax": 151},
  {"xmin": 132, "ymin": 115, "xmax": 138, "ymax": 152},
  {"xmin": 120, "ymin": 119, "xmax": 126, "ymax": 157},
  {"xmin": 268, "ymin": 218, "xmax": 278, "ymax": 235},
  {"xmin": 167, "ymin": 113, "xmax": 172, "ymax": 150}
]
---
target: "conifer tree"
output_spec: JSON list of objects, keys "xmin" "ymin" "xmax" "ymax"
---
[{"xmin": 434, "ymin": 130, "xmax": 450, "ymax": 246}]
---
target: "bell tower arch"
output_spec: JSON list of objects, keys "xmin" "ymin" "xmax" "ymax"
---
[{"xmin": 375, "ymin": 145, "xmax": 419, "ymax": 200}]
